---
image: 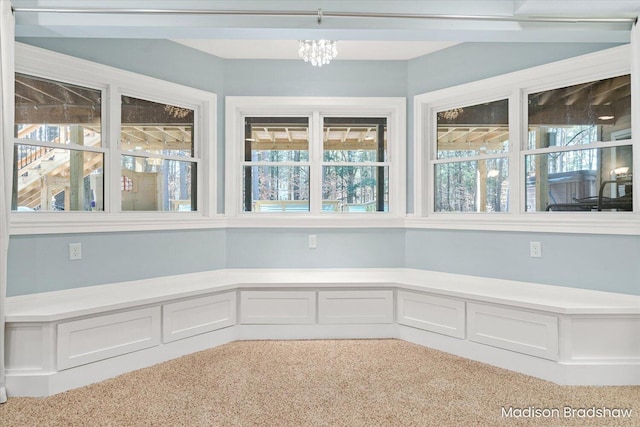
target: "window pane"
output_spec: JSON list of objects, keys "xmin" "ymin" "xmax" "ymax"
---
[
  {"xmin": 121, "ymin": 155, "xmax": 196, "ymax": 211},
  {"xmin": 525, "ymin": 146, "xmax": 632, "ymax": 212},
  {"xmin": 121, "ymin": 96, "xmax": 194, "ymax": 157},
  {"xmin": 528, "ymin": 75, "xmax": 631, "ymax": 149},
  {"xmin": 322, "ymin": 166, "xmax": 388, "ymax": 212},
  {"xmin": 15, "ymin": 74, "xmax": 102, "ymax": 147},
  {"xmin": 323, "ymin": 118, "xmax": 387, "ymax": 162},
  {"xmin": 435, "ymin": 158, "xmax": 509, "ymax": 212},
  {"xmin": 245, "ymin": 117, "xmax": 309, "ymax": 162},
  {"xmin": 243, "ymin": 166, "xmax": 309, "ymax": 212},
  {"xmin": 13, "ymin": 144, "xmax": 104, "ymax": 211},
  {"xmin": 437, "ymin": 99, "xmax": 508, "ymax": 159}
]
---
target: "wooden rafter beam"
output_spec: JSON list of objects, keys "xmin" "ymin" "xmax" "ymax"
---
[
  {"xmin": 591, "ymin": 75, "xmax": 631, "ymax": 104},
  {"xmin": 153, "ymin": 126, "xmax": 182, "ymax": 143},
  {"xmin": 341, "ymin": 128, "xmax": 351, "ymax": 143},
  {"xmin": 358, "ymin": 127, "xmax": 371, "ymax": 142},
  {"xmin": 55, "ymin": 82, "xmax": 97, "ymax": 105},
  {"xmin": 131, "ymin": 126, "xmax": 163, "ymax": 144},
  {"xmin": 15, "ymin": 79, "xmax": 67, "ymax": 104}
]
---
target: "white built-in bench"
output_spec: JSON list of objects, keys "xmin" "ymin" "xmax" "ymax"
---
[{"xmin": 5, "ymin": 268, "xmax": 640, "ymax": 397}]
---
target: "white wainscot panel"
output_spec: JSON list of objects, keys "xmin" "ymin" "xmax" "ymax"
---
[
  {"xmin": 163, "ymin": 292, "xmax": 237, "ymax": 343},
  {"xmin": 397, "ymin": 291, "xmax": 465, "ymax": 339},
  {"xmin": 57, "ymin": 307, "xmax": 161, "ymax": 370},
  {"xmin": 467, "ymin": 303, "xmax": 558, "ymax": 361},
  {"xmin": 240, "ymin": 291, "xmax": 316, "ymax": 324},
  {"xmin": 5, "ymin": 323, "xmax": 54, "ymax": 372},
  {"xmin": 318, "ymin": 290, "xmax": 393, "ymax": 324},
  {"xmin": 568, "ymin": 316, "xmax": 640, "ymax": 361}
]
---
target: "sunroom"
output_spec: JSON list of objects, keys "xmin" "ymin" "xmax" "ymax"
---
[{"xmin": 1, "ymin": 1, "xmax": 639, "ymax": 403}]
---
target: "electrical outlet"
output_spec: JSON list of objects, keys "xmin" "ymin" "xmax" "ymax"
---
[
  {"xmin": 69, "ymin": 243, "xmax": 82, "ymax": 260},
  {"xmin": 529, "ymin": 241, "xmax": 542, "ymax": 258},
  {"xmin": 308, "ymin": 235, "xmax": 317, "ymax": 249}
]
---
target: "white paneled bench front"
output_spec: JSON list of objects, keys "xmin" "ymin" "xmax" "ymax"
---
[{"xmin": 5, "ymin": 268, "xmax": 640, "ymax": 396}]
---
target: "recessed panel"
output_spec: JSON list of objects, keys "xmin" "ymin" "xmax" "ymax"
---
[
  {"xmin": 5, "ymin": 325, "xmax": 45, "ymax": 371},
  {"xmin": 467, "ymin": 303, "xmax": 558, "ymax": 360},
  {"xmin": 240, "ymin": 291, "xmax": 316, "ymax": 324},
  {"xmin": 318, "ymin": 290, "xmax": 393, "ymax": 324},
  {"xmin": 397, "ymin": 291, "xmax": 465, "ymax": 338},
  {"xmin": 57, "ymin": 307, "xmax": 161, "ymax": 370},
  {"xmin": 163, "ymin": 292, "xmax": 236, "ymax": 343},
  {"xmin": 569, "ymin": 317, "xmax": 640, "ymax": 361}
]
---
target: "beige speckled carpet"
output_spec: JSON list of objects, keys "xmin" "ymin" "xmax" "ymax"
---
[{"xmin": 1, "ymin": 339, "xmax": 638, "ymax": 426}]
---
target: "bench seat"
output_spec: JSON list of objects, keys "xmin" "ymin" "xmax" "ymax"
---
[{"xmin": 5, "ymin": 268, "xmax": 640, "ymax": 396}]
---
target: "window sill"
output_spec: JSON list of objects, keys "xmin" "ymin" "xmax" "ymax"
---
[
  {"xmin": 405, "ymin": 213, "xmax": 640, "ymax": 235},
  {"xmin": 11, "ymin": 211, "xmax": 638, "ymax": 235},
  {"xmin": 10, "ymin": 212, "xmax": 227, "ymax": 235},
  {"xmin": 226, "ymin": 213, "xmax": 406, "ymax": 229}
]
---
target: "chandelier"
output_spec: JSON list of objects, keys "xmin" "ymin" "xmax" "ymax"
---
[{"xmin": 298, "ymin": 40, "xmax": 338, "ymax": 67}]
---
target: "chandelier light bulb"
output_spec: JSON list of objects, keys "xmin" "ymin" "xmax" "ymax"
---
[{"xmin": 298, "ymin": 40, "xmax": 338, "ymax": 67}]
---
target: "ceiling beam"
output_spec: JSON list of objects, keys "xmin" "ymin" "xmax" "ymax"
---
[{"xmin": 11, "ymin": 1, "xmax": 634, "ymax": 43}]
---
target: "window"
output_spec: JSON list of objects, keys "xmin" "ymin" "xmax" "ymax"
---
[
  {"xmin": 524, "ymin": 75, "xmax": 632, "ymax": 212},
  {"xmin": 13, "ymin": 73, "xmax": 105, "ymax": 212},
  {"xmin": 323, "ymin": 118, "xmax": 389, "ymax": 212},
  {"xmin": 243, "ymin": 117, "xmax": 310, "ymax": 212},
  {"xmin": 434, "ymin": 99, "xmax": 509, "ymax": 212},
  {"xmin": 12, "ymin": 43, "xmax": 217, "ymax": 233},
  {"xmin": 226, "ymin": 97, "xmax": 405, "ymax": 220},
  {"xmin": 414, "ymin": 44, "xmax": 636, "ymax": 234},
  {"xmin": 121, "ymin": 96, "xmax": 197, "ymax": 212}
]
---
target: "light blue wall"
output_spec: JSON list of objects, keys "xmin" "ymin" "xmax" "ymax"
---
[
  {"xmin": 406, "ymin": 229, "xmax": 640, "ymax": 295},
  {"xmin": 16, "ymin": 38, "xmax": 225, "ymax": 94},
  {"xmin": 407, "ymin": 42, "xmax": 621, "ymax": 97},
  {"xmin": 7, "ymin": 229, "xmax": 226, "ymax": 296},
  {"xmin": 224, "ymin": 58, "xmax": 407, "ymax": 97},
  {"xmin": 8, "ymin": 38, "xmax": 637, "ymax": 298},
  {"xmin": 226, "ymin": 228, "xmax": 404, "ymax": 269}
]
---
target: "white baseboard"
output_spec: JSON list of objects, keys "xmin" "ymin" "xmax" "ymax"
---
[
  {"xmin": 398, "ymin": 325, "xmax": 640, "ymax": 386},
  {"xmin": 236, "ymin": 324, "xmax": 397, "ymax": 341},
  {"xmin": 559, "ymin": 362, "xmax": 640, "ymax": 386},
  {"xmin": 7, "ymin": 327, "xmax": 236, "ymax": 397}
]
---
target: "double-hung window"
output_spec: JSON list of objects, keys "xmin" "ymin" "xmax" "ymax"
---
[
  {"xmin": 11, "ymin": 43, "xmax": 217, "ymax": 233},
  {"xmin": 322, "ymin": 117, "xmax": 389, "ymax": 212},
  {"xmin": 226, "ymin": 97, "xmax": 405, "ymax": 219},
  {"xmin": 415, "ymin": 44, "xmax": 636, "ymax": 233},
  {"xmin": 243, "ymin": 117, "xmax": 310, "ymax": 212},
  {"xmin": 524, "ymin": 74, "xmax": 632, "ymax": 212},
  {"xmin": 14, "ymin": 73, "xmax": 105, "ymax": 212},
  {"xmin": 434, "ymin": 99, "xmax": 510, "ymax": 212},
  {"xmin": 120, "ymin": 95, "xmax": 197, "ymax": 212}
]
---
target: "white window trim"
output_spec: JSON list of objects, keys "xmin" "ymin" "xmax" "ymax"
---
[
  {"xmin": 412, "ymin": 43, "xmax": 640, "ymax": 235},
  {"xmin": 225, "ymin": 96, "xmax": 406, "ymax": 228},
  {"xmin": 11, "ymin": 43, "xmax": 221, "ymax": 235}
]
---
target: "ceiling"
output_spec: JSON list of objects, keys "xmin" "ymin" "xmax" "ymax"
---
[
  {"xmin": 172, "ymin": 40, "xmax": 459, "ymax": 61},
  {"xmin": 11, "ymin": 0, "xmax": 640, "ymax": 61}
]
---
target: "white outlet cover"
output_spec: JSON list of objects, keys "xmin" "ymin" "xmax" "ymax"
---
[
  {"xmin": 69, "ymin": 243, "xmax": 82, "ymax": 260},
  {"xmin": 529, "ymin": 241, "xmax": 542, "ymax": 258}
]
